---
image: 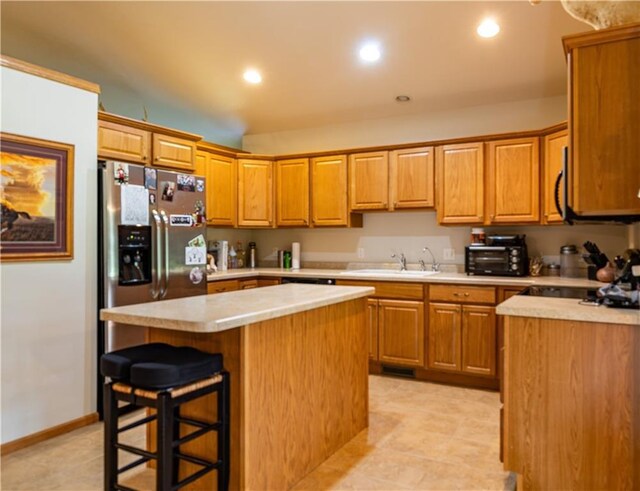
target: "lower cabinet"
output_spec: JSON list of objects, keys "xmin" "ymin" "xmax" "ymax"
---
[
  {"xmin": 368, "ymin": 299, "xmax": 379, "ymax": 360},
  {"xmin": 428, "ymin": 302, "xmax": 496, "ymax": 377},
  {"xmin": 378, "ymin": 299, "xmax": 424, "ymax": 367}
]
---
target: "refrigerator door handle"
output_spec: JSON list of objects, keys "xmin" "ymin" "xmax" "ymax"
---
[
  {"xmin": 160, "ymin": 210, "xmax": 170, "ymax": 299},
  {"xmin": 151, "ymin": 210, "xmax": 163, "ymax": 299}
]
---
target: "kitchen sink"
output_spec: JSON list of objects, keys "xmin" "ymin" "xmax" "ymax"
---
[{"xmin": 340, "ymin": 269, "xmax": 440, "ymax": 277}]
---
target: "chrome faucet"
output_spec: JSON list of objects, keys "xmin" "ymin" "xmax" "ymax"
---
[
  {"xmin": 418, "ymin": 259, "xmax": 427, "ymax": 271},
  {"xmin": 422, "ymin": 247, "xmax": 440, "ymax": 272},
  {"xmin": 391, "ymin": 252, "xmax": 407, "ymax": 271}
]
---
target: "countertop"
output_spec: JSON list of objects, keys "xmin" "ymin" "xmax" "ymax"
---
[
  {"xmin": 207, "ymin": 267, "xmax": 604, "ymax": 288},
  {"xmin": 497, "ymin": 295, "xmax": 639, "ymax": 326},
  {"xmin": 100, "ymin": 284, "xmax": 374, "ymax": 333}
]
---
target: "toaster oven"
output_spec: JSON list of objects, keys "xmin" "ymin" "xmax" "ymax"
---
[{"xmin": 465, "ymin": 235, "xmax": 529, "ymax": 277}]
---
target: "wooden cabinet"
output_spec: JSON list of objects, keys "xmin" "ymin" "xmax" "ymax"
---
[
  {"xmin": 486, "ymin": 137, "xmax": 540, "ymax": 224},
  {"xmin": 98, "ymin": 120, "xmax": 151, "ymax": 164},
  {"xmin": 239, "ymin": 279, "xmax": 258, "ymax": 290},
  {"xmin": 349, "ymin": 151, "xmax": 389, "ymax": 211},
  {"xmin": 428, "ymin": 283, "xmax": 497, "ymax": 378},
  {"xmin": 436, "ymin": 142, "xmax": 484, "ymax": 224},
  {"xmin": 152, "ymin": 133, "xmax": 196, "ymax": 171},
  {"xmin": 543, "ymin": 129, "xmax": 568, "ymax": 223},
  {"xmin": 257, "ymin": 278, "xmax": 281, "ymax": 287},
  {"xmin": 310, "ymin": 155, "xmax": 349, "ymax": 227},
  {"xmin": 337, "ymin": 280, "xmax": 425, "ymax": 368},
  {"xmin": 378, "ymin": 299, "xmax": 425, "ymax": 367},
  {"xmin": 237, "ymin": 159, "xmax": 273, "ymax": 228},
  {"xmin": 207, "ymin": 279, "xmax": 240, "ymax": 294},
  {"xmin": 207, "ymin": 153, "xmax": 237, "ymax": 227},
  {"xmin": 565, "ymin": 25, "xmax": 640, "ymax": 217},
  {"xmin": 389, "ymin": 146, "xmax": 435, "ymax": 210},
  {"xmin": 276, "ymin": 158, "xmax": 309, "ymax": 227}
]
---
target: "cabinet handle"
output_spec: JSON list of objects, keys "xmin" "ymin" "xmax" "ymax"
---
[
  {"xmin": 464, "ymin": 292, "xmax": 470, "ymax": 297},
  {"xmin": 142, "ymin": 155, "xmax": 147, "ymax": 161},
  {"xmin": 155, "ymin": 157, "xmax": 160, "ymax": 161},
  {"xmin": 453, "ymin": 292, "xmax": 460, "ymax": 296},
  {"xmin": 490, "ymin": 214, "xmax": 495, "ymax": 220}
]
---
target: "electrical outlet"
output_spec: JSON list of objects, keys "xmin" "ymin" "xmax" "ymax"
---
[
  {"xmin": 443, "ymin": 248, "xmax": 455, "ymax": 261},
  {"xmin": 357, "ymin": 248, "xmax": 365, "ymax": 259}
]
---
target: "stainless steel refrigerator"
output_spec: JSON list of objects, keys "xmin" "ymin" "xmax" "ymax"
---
[{"xmin": 98, "ymin": 160, "xmax": 207, "ymax": 360}]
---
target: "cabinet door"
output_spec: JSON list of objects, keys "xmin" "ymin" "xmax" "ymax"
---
[
  {"xmin": 98, "ymin": 121, "xmax": 151, "ymax": 164},
  {"xmin": 194, "ymin": 151, "xmax": 208, "ymax": 177},
  {"xmin": 436, "ymin": 143, "xmax": 484, "ymax": 224},
  {"xmin": 310, "ymin": 155, "xmax": 348, "ymax": 226},
  {"xmin": 543, "ymin": 130, "xmax": 568, "ymax": 224},
  {"xmin": 276, "ymin": 158, "xmax": 309, "ymax": 227},
  {"xmin": 570, "ymin": 35, "xmax": 640, "ymax": 216},
  {"xmin": 238, "ymin": 159, "xmax": 273, "ymax": 228},
  {"xmin": 487, "ymin": 137, "xmax": 540, "ymax": 224},
  {"xmin": 389, "ymin": 146, "xmax": 435, "ymax": 210},
  {"xmin": 428, "ymin": 303, "xmax": 461, "ymax": 372},
  {"xmin": 207, "ymin": 279, "xmax": 240, "ymax": 294},
  {"xmin": 378, "ymin": 299, "xmax": 424, "ymax": 367},
  {"xmin": 349, "ymin": 151, "xmax": 389, "ymax": 211},
  {"xmin": 368, "ymin": 299, "xmax": 379, "ymax": 361},
  {"xmin": 461, "ymin": 305, "xmax": 496, "ymax": 377},
  {"xmin": 208, "ymin": 154, "xmax": 237, "ymax": 227},
  {"xmin": 152, "ymin": 134, "xmax": 196, "ymax": 171}
]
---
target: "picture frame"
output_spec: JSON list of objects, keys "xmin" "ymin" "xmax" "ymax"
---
[{"xmin": 0, "ymin": 132, "xmax": 74, "ymax": 262}]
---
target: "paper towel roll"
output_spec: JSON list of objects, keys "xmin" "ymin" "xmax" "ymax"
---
[
  {"xmin": 292, "ymin": 242, "xmax": 301, "ymax": 270},
  {"xmin": 220, "ymin": 241, "xmax": 229, "ymax": 271}
]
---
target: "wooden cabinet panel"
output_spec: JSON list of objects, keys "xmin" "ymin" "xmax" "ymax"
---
[
  {"xmin": 378, "ymin": 300, "xmax": 424, "ymax": 367},
  {"xmin": 543, "ymin": 130, "xmax": 568, "ymax": 223},
  {"xmin": 461, "ymin": 305, "xmax": 496, "ymax": 377},
  {"xmin": 368, "ymin": 299, "xmax": 379, "ymax": 361},
  {"xmin": 238, "ymin": 159, "xmax": 273, "ymax": 228},
  {"xmin": 152, "ymin": 133, "xmax": 196, "ymax": 171},
  {"xmin": 487, "ymin": 137, "xmax": 540, "ymax": 224},
  {"xmin": 257, "ymin": 278, "xmax": 281, "ymax": 287},
  {"xmin": 98, "ymin": 121, "xmax": 151, "ymax": 164},
  {"xmin": 349, "ymin": 151, "xmax": 389, "ymax": 211},
  {"xmin": 428, "ymin": 303, "xmax": 461, "ymax": 372},
  {"xmin": 389, "ymin": 146, "xmax": 435, "ymax": 210},
  {"xmin": 239, "ymin": 279, "xmax": 258, "ymax": 290},
  {"xmin": 276, "ymin": 158, "xmax": 309, "ymax": 227},
  {"xmin": 207, "ymin": 279, "xmax": 240, "ymax": 294},
  {"xmin": 429, "ymin": 284, "xmax": 496, "ymax": 305},
  {"xmin": 207, "ymin": 153, "xmax": 237, "ymax": 227},
  {"xmin": 194, "ymin": 151, "xmax": 208, "ymax": 177},
  {"xmin": 335, "ymin": 280, "xmax": 424, "ymax": 300},
  {"xmin": 436, "ymin": 143, "xmax": 484, "ymax": 224},
  {"xmin": 568, "ymin": 31, "xmax": 640, "ymax": 216},
  {"xmin": 311, "ymin": 155, "xmax": 348, "ymax": 226}
]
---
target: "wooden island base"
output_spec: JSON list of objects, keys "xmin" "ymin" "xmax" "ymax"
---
[{"xmin": 147, "ymin": 297, "xmax": 368, "ymax": 490}]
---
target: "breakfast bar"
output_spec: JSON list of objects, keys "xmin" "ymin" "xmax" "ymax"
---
[{"xmin": 100, "ymin": 284, "xmax": 374, "ymax": 490}]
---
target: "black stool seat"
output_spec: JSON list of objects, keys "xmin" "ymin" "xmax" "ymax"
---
[{"xmin": 101, "ymin": 342, "xmax": 222, "ymax": 389}]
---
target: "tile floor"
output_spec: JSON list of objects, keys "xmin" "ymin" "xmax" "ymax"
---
[{"xmin": 2, "ymin": 375, "xmax": 515, "ymax": 490}]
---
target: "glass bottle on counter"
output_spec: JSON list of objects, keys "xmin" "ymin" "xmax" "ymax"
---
[
  {"xmin": 229, "ymin": 246, "xmax": 237, "ymax": 269},
  {"xmin": 236, "ymin": 241, "xmax": 245, "ymax": 268}
]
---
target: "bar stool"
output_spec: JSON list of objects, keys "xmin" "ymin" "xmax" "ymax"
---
[{"xmin": 101, "ymin": 343, "xmax": 230, "ymax": 491}]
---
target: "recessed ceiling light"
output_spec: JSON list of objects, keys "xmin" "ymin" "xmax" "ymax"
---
[
  {"xmin": 359, "ymin": 42, "xmax": 381, "ymax": 63},
  {"xmin": 395, "ymin": 95, "xmax": 411, "ymax": 102},
  {"xmin": 477, "ymin": 19, "xmax": 500, "ymax": 38},
  {"xmin": 243, "ymin": 69, "xmax": 262, "ymax": 84}
]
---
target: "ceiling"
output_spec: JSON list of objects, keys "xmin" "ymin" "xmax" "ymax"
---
[{"xmin": 1, "ymin": 1, "xmax": 588, "ymax": 137}]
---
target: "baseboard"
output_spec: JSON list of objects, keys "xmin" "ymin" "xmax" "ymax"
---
[{"xmin": 1, "ymin": 412, "xmax": 99, "ymax": 455}]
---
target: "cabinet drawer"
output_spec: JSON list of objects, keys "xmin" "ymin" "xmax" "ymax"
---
[
  {"xmin": 429, "ymin": 284, "xmax": 496, "ymax": 304},
  {"xmin": 239, "ymin": 279, "xmax": 258, "ymax": 290},
  {"xmin": 98, "ymin": 121, "xmax": 151, "ymax": 164},
  {"xmin": 336, "ymin": 280, "xmax": 424, "ymax": 300},
  {"xmin": 207, "ymin": 279, "xmax": 240, "ymax": 294}
]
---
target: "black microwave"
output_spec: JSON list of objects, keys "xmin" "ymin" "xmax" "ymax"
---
[{"xmin": 465, "ymin": 243, "xmax": 528, "ymax": 277}]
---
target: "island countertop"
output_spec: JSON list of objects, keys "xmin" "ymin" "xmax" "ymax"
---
[
  {"xmin": 100, "ymin": 284, "xmax": 374, "ymax": 333},
  {"xmin": 497, "ymin": 295, "xmax": 639, "ymax": 325}
]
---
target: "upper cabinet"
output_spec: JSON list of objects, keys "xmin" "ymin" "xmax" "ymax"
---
[
  {"xmin": 98, "ymin": 120, "xmax": 151, "ymax": 165},
  {"xmin": 207, "ymin": 152, "xmax": 238, "ymax": 227},
  {"xmin": 436, "ymin": 142, "xmax": 484, "ymax": 225},
  {"xmin": 311, "ymin": 155, "xmax": 349, "ymax": 227},
  {"xmin": 564, "ymin": 24, "xmax": 640, "ymax": 217},
  {"xmin": 486, "ymin": 137, "xmax": 540, "ymax": 224},
  {"xmin": 349, "ymin": 151, "xmax": 389, "ymax": 211},
  {"xmin": 276, "ymin": 158, "xmax": 309, "ymax": 227},
  {"xmin": 543, "ymin": 128, "xmax": 568, "ymax": 224},
  {"xmin": 237, "ymin": 158, "xmax": 274, "ymax": 228},
  {"xmin": 389, "ymin": 146, "xmax": 435, "ymax": 210},
  {"xmin": 97, "ymin": 112, "xmax": 200, "ymax": 171}
]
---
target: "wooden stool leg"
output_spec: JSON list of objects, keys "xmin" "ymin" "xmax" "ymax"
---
[
  {"xmin": 103, "ymin": 382, "xmax": 118, "ymax": 491},
  {"xmin": 218, "ymin": 372, "xmax": 230, "ymax": 491},
  {"xmin": 156, "ymin": 392, "xmax": 174, "ymax": 491},
  {"xmin": 172, "ymin": 406, "xmax": 180, "ymax": 486}
]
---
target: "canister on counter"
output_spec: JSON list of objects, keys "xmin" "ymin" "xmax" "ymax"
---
[
  {"xmin": 283, "ymin": 251, "xmax": 292, "ymax": 269},
  {"xmin": 278, "ymin": 250, "xmax": 285, "ymax": 269},
  {"xmin": 248, "ymin": 242, "xmax": 257, "ymax": 268}
]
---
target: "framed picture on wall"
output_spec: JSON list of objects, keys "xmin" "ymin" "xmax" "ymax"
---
[{"xmin": 0, "ymin": 133, "xmax": 74, "ymax": 262}]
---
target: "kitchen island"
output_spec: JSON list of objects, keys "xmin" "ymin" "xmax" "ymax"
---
[
  {"xmin": 100, "ymin": 284, "xmax": 374, "ymax": 490},
  {"xmin": 497, "ymin": 296, "xmax": 639, "ymax": 490}
]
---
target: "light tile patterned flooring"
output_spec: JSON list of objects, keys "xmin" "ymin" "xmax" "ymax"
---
[{"xmin": 2, "ymin": 375, "xmax": 514, "ymax": 490}]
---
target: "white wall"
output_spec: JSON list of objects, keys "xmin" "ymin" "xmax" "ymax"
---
[
  {"xmin": 242, "ymin": 95, "xmax": 629, "ymax": 267},
  {"xmin": 1, "ymin": 67, "xmax": 98, "ymax": 443}
]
